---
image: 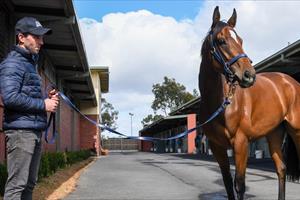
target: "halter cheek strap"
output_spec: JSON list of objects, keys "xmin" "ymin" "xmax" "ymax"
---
[{"xmin": 209, "ymin": 31, "xmax": 252, "ymax": 82}]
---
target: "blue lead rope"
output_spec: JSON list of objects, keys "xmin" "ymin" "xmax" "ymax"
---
[
  {"xmin": 44, "ymin": 112, "xmax": 56, "ymax": 144},
  {"xmin": 45, "ymin": 91, "xmax": 231, "ymax": 143}
]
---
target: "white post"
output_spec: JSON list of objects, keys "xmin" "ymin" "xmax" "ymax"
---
[{"xmin": 129, "ymin": 112, "xmax": 134, "ymax": 136}]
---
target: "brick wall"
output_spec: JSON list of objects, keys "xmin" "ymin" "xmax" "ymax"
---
[
  {"xmin": 74, "ymin": 112, "xmax": 81, "ymax": 151},
  {"xmin": 80, "ymin": 115, "xmax": 100, "ymax": 156},
  {"xmin": 58, "ymin": 100, "xmax": 72, "ymax": 151},
  {"xmin": 141, "ymin": 140, "xmax": 152, "ymax": 152}
]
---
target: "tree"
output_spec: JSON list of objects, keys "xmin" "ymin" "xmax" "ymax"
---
[
  {"xmin": 141, "ymin": 76, "xmax": 198, "ymax": 127},
  {"xmin": 101, "ymin": 100, "xmax": 119, "ymax": 131},
  {"xmin": 151, "ymin": 76, "xmax": 197, "ymax": 115},
  {"xmin": 141, "ymin": 114, "xmax": 164, "ymax": 127}
]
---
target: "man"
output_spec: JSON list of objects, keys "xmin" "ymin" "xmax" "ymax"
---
[{"xmin": 0, "ymin": 17, "xmax": 59, "ymax": 200}]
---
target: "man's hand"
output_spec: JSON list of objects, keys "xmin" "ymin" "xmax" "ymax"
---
[
  {"xmin": 45, "ymin": 89, "xmax": 60, "ymax": 112},
  {"xmin": 48, "ymin": 89, "xmax": 58, "ymax": 99},
  {"xmin": 45, "ymin": 90, "xmax": 59, "ymax": 113}
]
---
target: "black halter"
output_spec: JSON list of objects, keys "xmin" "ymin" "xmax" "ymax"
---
[{"xmin": 209, "ymin": 30, "xmax": 252, "ymax": 83}]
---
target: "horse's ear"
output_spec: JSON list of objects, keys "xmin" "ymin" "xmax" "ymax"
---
[
  {"xmin": 211, "ymin": 6, "xmax": 220, "ymax": 29},
  {"xmin": 227, "ymin": 8, "xmax": 237, "ymax": 28}
]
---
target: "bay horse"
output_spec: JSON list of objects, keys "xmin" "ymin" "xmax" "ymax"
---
[{"xmin": 199, "ymin": 6, "xmax": 300, "ymax": 200}]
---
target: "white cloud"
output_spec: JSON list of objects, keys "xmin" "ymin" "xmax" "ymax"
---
[
  {"xmin": 194, "ymin": 1, "xmax": 300, "ymax": 63},
  {"xmin": 80, "ymin": 10, "xmax": 201, "ymax": 93},
  {"xmin": 78, "ymin": 1, "xmax": 300, "ymax": 137},
  {"xmin": 79, "ymin": 9, "xmax": 202, "ymax": 136}
]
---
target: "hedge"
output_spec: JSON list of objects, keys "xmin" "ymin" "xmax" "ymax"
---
[{"xmin": 0, "ymin": 149, "xmax": 91, "ymax": 196}]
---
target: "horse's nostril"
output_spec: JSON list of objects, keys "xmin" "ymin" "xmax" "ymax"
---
[{"xmin": 244, "ymin": 70, "xmax": 251, "ymax": 79}]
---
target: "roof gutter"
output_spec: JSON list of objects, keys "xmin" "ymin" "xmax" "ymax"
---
[
  {"xmin": 255, "ymin": 39, "xmax": 300, "ymax": 72},
  {"xmin": 64, "ymin": 0, "xmax": 97, "ymax": 105}
]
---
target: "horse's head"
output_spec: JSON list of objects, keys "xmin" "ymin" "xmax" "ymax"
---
[{"xmin": 206, "ymin": 6, "xmax": 256, "ymax": 88}]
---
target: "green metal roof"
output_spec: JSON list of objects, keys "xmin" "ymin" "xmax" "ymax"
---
[{"xmin": 255, "ymin": 39, "xmax": 300, "ymax": 75}]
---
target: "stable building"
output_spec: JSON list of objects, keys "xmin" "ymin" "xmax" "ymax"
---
[
  {"xmin": 140, "ymin": 98, "xmax": 200, "ymax": 154},
  {"xmin": 0, "ymin": 0, "xmax": 109, "ymax": 162}
]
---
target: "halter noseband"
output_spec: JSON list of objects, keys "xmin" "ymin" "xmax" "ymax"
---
[{"xmin": 209, "ymin": 30, "xmax": 252, "ymax": 83}]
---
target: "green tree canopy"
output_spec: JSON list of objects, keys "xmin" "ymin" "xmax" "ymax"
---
[
  {"xmin": 141, "ymin": 114, "xmax": 164, "ymax": 127},
  {"xmin": 141, "ymin": 76, "xmax": 198, "ymax": 127},
  {"xmin": 151, "ymin": 76, "xmax": 198, "ymax": 115},
  {"xmin": 101, "ymin": 100, "xmax": 119, "ymax": 131}
]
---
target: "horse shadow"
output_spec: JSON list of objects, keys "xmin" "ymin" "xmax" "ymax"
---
[
  {"xmin": 139, "ymin": 155, "xmax": 258, "ymax": 199},
  {"xmin": 199, "ymin": 164, "xmax": 256, "ymax": 199}
]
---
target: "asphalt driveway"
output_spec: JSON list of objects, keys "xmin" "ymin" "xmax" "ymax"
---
[{"xmin": 64, "ymin": 152, "xmax": 300, "ymax": 200}]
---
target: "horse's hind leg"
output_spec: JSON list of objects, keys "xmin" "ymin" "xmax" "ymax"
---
[
  {"xmin": 285, "ymin": 109, "xmax": 300, "ymax": 170},
  {"xmin": 209, "ymin": 141, "xmax": 235, "ymax": 200},
  {"xmin": 266, "ymin": 126, "xmax": 286, "ymax": 200},
  {"xmin": 282, "ymin": 122, "xmax": 300, "ymax": 181}
]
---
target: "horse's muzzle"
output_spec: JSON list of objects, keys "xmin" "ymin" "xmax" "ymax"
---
[{"xmin": 239, "ymin": 70, "xmax": 256, "ymax": 88}]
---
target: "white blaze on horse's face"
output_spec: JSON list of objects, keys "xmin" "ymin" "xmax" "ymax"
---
[{"xmin": 229, "ymin": 30, "xmax": 238, "ymax": 44}]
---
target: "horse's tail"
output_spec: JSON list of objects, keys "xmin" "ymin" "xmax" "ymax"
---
[{"xmin": 282, "ymin": 133, "xmax": 300, "ymax": 181}]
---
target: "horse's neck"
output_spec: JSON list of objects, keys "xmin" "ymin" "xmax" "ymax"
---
[{"xmin": 199, "ymin": 59, "xmax": 225, "ymax": 111}]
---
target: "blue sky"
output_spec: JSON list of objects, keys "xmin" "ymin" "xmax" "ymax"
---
[{"xmin": 74, "ymin": 0, "xmax": 204, "ymax": 21}]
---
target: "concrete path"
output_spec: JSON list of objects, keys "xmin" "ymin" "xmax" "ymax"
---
[{"xmin": 65, "ymin": 152, "xmax": 300, "ymax": 200}]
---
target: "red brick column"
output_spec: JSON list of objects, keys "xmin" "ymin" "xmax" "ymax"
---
[
  {"xmin": 141, "ymin": 140, "xmax": 152, "ymax": 152},
  {"xmin": 187, "ymin": 114, "xmax": 196, "ymax": 154}
]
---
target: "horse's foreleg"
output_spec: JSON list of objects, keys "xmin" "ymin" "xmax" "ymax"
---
[
  {"xmin": 266, "ymin": 126, "xmax": 286, "ymax": 200},
  {"xmin": 209, "ymin": 141, "xmax": 235, "ymax": 200},
  {"xmin": 233, "ymin": 133, "xmax": 248, "ymax": 200}
]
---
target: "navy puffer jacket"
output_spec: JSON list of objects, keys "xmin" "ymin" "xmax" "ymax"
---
[{"xmin": 0, "ymin": 45, "xmax": 47, "ymax": 130}]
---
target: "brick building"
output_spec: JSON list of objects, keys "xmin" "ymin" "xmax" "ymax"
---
[
  {"xmin": 140, "ymin": 98, "xmax": 200, "ymax": 154},
  {"xmin": 0, "ymin": 0, "xmax": 109, "ymax": 163}
]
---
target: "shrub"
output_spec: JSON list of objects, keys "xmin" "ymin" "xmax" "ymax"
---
[
  {"xmin": 39, "ymin": 150, "xmax": 90, "ymax": 180},
  {"xmin": 56, "ymin": 152, "xmax": 67, "ymax": 169},
  {"xmin": 47, "ymin": 152, "xmax": 58, "ymax": 174},
  {"xmin": 38, "ymin": 153, "xmax": 50, "ymax": 179}
]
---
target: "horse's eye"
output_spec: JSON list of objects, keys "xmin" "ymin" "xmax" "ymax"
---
[{"xmin": 218, "ymin": 39, "xmax": 226, "ymax": 45}]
